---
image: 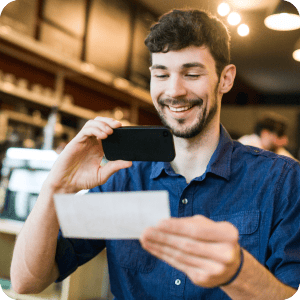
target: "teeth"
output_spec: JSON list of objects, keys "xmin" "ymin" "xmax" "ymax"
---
[{"xmin": 168, "ymin": 106, "xmax": 192, "ymax": 112}]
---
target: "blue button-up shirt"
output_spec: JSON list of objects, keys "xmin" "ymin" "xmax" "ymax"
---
[{"xmin": 55, "ymin": 125, "xmax": 300, "ymax": 299}]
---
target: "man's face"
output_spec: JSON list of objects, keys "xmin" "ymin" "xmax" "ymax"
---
[{"xmin": 150, "ymin": 46, "xmax": 221, "ymax": 139}]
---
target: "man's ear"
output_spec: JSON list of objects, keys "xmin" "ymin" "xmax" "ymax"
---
[{"xmin": 218, "ymin": 64, "xmax": 236, "ymax": 94}]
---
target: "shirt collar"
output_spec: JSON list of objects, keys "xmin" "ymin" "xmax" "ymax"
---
[{"xmin": 150, "ymin": 125, "xmax": 233, "ymax": 181}]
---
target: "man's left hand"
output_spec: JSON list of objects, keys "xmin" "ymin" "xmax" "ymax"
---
[{"xmin": 140, "ymin": 215, "xmax": 242, "ymax": 288}]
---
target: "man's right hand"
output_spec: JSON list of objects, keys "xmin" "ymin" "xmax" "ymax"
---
[{"xmin": 44, "ymin": 117, "xmax": 132, "ymax": 194}]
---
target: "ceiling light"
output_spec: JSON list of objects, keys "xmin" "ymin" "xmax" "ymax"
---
[
  {"xmin": 293, "ymin": 38, "xmax": 300, "ymax": 61},
  {"xmin": 293, "ymin": 49, "xmax": 300, "ymax": 61},
  {"xmin": 264, "ymin": 1, "xmax": 300, "ymax": 31},
  {"xmin": 227, "ymin": 12, "xmax": 241, "ymax": 26},
  {"xmin": 238, "ymin": 24, "xmax": 250, "ymax": 36},
  {"xmin": 218, "ymin": 3, "xmax": 230, "ymax": 17}
]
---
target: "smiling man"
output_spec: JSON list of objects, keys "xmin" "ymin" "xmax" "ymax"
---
[{"xmin": 11, "ymin": 8, "xmax": 300, "ymax": 300}]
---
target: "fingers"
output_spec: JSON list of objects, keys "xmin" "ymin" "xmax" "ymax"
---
[
  {"xmin": 155, "ymin": 216, "xmax": 239, "ymax": 243},
  {"xmin": 143, "ymin": 239, "xmax": 226, "ymax": 287},
  {"xmin": 99, "ymin": 160, "xmax": 133, "ymax": 184},
  {"xmin": 141, "ymin": 227, "xmax": 237, "ymax": 264},
  {"xmin": 73, "ymin": 117, "xmax": 122, "ymax": 143},
  {"xmin": 93, "ymin": 116, "xmax": 123, "ymax": 129}
]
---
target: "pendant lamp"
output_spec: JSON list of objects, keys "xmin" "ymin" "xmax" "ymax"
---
[
  {"xmin": 264, "ymin": 1, "xmax": 300, "ymax": 31},
  {"xmin": 293, "ymin": 38, "xmax": 300, "ymax": 61}
]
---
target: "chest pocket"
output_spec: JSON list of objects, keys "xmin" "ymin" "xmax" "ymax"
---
[
  {"xmin": 107, "ymin": 239, "xmax": 157, "ymax": 273},
  {"xmin": 210, "ymin": 210, "xmax": 260, "ymax": 258}
]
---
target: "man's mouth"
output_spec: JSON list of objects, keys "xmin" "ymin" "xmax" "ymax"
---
[{"xmin": 168, "ymin": 105, "xmax": 193, "ymax": 112}]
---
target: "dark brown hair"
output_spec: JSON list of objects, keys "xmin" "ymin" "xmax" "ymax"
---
[
  {"xmin": 144, "ymin": 9, "xmax": 231, "ymax": 78},
  {"xmin": 255, "ymin": 113, "xmax": 288, "ymax": 137}
]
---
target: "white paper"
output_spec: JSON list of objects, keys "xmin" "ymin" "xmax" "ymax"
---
[{"xmin": 54, "ymin": 191, "xmax": 170, "ymax": 239}]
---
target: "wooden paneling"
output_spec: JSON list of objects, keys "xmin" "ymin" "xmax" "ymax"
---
[
  {"xmin": 86, "ymin": 0, "xmax": 131, "ymax": 78},
  {"xmin": 130, "ymin": 8, "xmax": 155, "ymax": 89},
  {"xmin": 43, "ymin": 0, "xmax": 86, "ymax": 38}
]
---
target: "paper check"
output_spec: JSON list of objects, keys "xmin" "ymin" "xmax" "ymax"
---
[{"xmin": 54, "ymin": 191, "xmax": 170, "ymax": 239}]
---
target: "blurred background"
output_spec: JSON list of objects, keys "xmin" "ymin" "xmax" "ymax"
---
[{"xmin": 0, "ymin": 1, "xmax": 299, "ymax": 298}]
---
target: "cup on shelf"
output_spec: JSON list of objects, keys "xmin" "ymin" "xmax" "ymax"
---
[
  {"xmin": 42, "ymin": 87, "xmax": 54, "ymax": 99},
  {"xmin": 32, "ymin": 110, "xmax": 43, "ymax": 124},
  {"xmin": 31, "ymin": 83, "xmax": 43, "ymax": 95},
  {"xmin": 62, "ymin": 94, "xmax": 74, "ymax": 106},
  {"xmin": 16, "ymin": 78, "xmax": 29, "ymax": 90},
  {"xmin": 2, "ymin": 73, "xmax": 16, "ymax": 91}
]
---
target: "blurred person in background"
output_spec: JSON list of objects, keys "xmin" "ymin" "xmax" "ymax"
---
[{"xmin": 238, "ymin": 112, "xmax": 296, "ymax": 160}]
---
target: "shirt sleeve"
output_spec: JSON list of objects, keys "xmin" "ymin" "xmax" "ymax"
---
[
  {"xmin": 266, "ymin": 159, "xmax": 300, "ymax": 289},
  {"xmin": 55, "ymin": 228, "xmax": 106, "ymax": 282}
]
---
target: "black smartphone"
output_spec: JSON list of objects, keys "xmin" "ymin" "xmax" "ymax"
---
[{"xmin": 102, "ymin": 126, "xmax": 176, "ymax": 162}]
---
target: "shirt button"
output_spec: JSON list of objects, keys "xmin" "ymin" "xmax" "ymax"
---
[
  {"xmin": 182, "ymin": 198, "xmax": 188, "ymax": 204},
  {"xmin": 175, "ymin": 279, "xmax": 181, "ymax": 285}
]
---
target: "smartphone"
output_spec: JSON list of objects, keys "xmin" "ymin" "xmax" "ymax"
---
[{"xmin": 102, "ymin": 126, "xmax": 176, "ymax": 162}]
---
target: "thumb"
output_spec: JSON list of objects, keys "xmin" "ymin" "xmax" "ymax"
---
[{"xmin": 99, "ymin": 160, "xmax": 132, "ymax": 184}]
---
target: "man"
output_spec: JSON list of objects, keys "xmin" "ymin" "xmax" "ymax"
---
[
  {"xmin": 238, "ymin": 113, "xmax": 296, "ymax": 159},
  {"xmin": 11, "ymin": 9, "xmax": 299, "ymax": 300}
]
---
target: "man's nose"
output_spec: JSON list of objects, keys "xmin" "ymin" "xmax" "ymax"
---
[{"xmin": 165, "ymin": 75, "xmax": 187, "ymax": 98}]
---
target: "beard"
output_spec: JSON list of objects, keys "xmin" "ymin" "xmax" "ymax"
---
[{"xmin": 155, "ymin": 85, "xmax": 219, "ymax": 139}]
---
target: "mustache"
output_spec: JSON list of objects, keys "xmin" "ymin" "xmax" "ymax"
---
[{"xmin": 158, "ymin": 98, "xmax": 203, "ymax": 106}]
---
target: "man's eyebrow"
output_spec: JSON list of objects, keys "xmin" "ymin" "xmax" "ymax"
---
[
  {"xmin": 150, "ymin": 64, "xmax": 167, "ymax": 70},
  {"xmin": 182, "ymin": 62, "xmax": 206, "ymax": 69},
  {"xmin": 150, "ymin": 62, "xmax": 207, "ymax": 71}
]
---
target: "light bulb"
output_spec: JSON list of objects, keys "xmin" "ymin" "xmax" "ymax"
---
[
  {"xmin": 227, "ymin": 12, "xmax": 241, "ymax": 26},
  {"xmin": 293, "ymin": 49, "xmax": 300, "ymax": 62},
  {"xmin": 237, "ymin": 24, "xmax": 249, "ymax": 36},
  {"xmin": 218, "ymin": 3, "xmax": 230, "ymax": 17}
]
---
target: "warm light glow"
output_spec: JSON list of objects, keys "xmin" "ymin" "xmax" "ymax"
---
[
  {"xmin": 114, "ymin": 109, "xmax": 124, "ymax": 120},
  {"xmin": 293, "ymin": 49, "xmax": 300, "ymax": 61},
  {"xmin": 218, "ymin": 3, "xmax": 230, "ymax": 16},
  {"xmin": 238, "ymin": 24, "xmax": 249, "ymax": 36},
  {"xmin": 0, "ymin": 25, "xmax": 12, "ymax": 35},
  {"xmin": 81, "ymin": 63, "xmax": 96, "ymax": 73},
  {"xmin": 264, "ymin": 13, "xmax": 300, "ymax": 31},
  {"xmin": 227, "ymin": 12, "xmax": 241, "ymax": 26},
  {"xmin": 113, "ymin": 78, "xmax": 130, "ymax": 90}
]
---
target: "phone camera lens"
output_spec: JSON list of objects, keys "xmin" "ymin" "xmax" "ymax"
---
[{"xmin": 163, "ymin": 131, "xmax": 169, "ymax": 137}]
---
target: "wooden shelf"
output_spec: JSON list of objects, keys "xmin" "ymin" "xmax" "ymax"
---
[
  {"xmin": 0, "ymin": 219, "xmax": 24, "ymax": 235},
  {"xmin": 0, "ymin": 84, "xmax": 58, "ymax": 108},
  {"xmin": 0, "ymin": 25, "xmax": 152, "ymax": 107},
  {"xmin": 59, "ymin": 102, "xmax": 96, "ymax": 120},
  {"xmin": 0, "ymin": 82, "xmax": 96, "ymax": 121}
]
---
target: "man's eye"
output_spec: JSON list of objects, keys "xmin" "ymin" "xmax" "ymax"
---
[
  {"xmin": 154, "ymin": 74, "xmax": 169, "ymax": 78},
  {"xmin": 186, "ymin": 74, "xmax": 200, "ymax": 78}
]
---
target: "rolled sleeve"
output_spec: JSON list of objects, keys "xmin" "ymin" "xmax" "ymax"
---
[{"xmin": 55, "ymin": 229, "xmax": 106, "ymax": 282}]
